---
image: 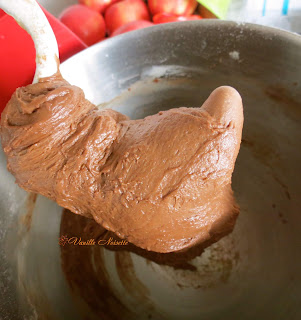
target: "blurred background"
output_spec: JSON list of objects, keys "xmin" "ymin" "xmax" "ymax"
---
[{"xmin": 39, "ymin": 0, "xmax": 301, "ymax": 35}]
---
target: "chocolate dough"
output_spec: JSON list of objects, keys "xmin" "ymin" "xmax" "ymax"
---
[{"xmin": 0, "ymin": 73, "xmax": 243, "ymax": 253}]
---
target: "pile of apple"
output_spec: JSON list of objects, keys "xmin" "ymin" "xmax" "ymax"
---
[{"xmin": 59, "ymin": 0, "xmax": 205, "ymax": 46}]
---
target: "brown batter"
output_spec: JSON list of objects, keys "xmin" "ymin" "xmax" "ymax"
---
[
  {"xmin": 60, "ymin": 208, "xmax": 235, "ymax": 270},
  {"xmin": 0, "ymin": 72, "xmax": 243, "ymax": 253}
]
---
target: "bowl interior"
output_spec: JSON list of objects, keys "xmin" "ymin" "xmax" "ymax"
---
[{"xmin": 0, "ymin": 20, "xmax": 300, "ymax": 320}]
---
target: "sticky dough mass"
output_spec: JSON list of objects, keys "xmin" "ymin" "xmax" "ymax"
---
[{"xmin": 0, "ymin": 73, "xmax": 243, "ymax": 253}]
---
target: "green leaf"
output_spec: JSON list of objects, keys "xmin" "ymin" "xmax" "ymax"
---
[{"xmin": 197, "ymin": 0, "xmax": 232, "ymax": 19}]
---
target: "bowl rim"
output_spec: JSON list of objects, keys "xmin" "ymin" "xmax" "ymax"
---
[{"xmin": 61, "ymin": 19, "xmax": 301, "ymax": 69}]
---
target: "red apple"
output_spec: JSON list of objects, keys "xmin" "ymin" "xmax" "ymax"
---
[
  {"xmin": 112, "ymin": 20, "xmax": 154, "ymax": 36},
  {"xmin": 153, "ymin": 12, "xmax": 202, "ymax": 24},
  {"xmin": 148, "ymin": 0, "xmax": 198, "ymax": 16},
  {"xmin": 59, "ymin": 5, "xmax": 106, "ymax": 46},
  {"xmin": 78, "ymin": 0, "xmax": 121, "ymax": 14},
  {"xmin": 105, "ymin": 0, "xmax": 151, "ymax": 35}
]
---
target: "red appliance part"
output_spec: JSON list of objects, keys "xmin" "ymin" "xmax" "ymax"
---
[{"xmin": 0, "ymin": 7, "xmax": 87, "ymax": 114}]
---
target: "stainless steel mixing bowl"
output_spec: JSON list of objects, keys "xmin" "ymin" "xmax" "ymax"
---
[{"xmin": 0, "ymin": 20, "xmax": 300, "ymax": 320}]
